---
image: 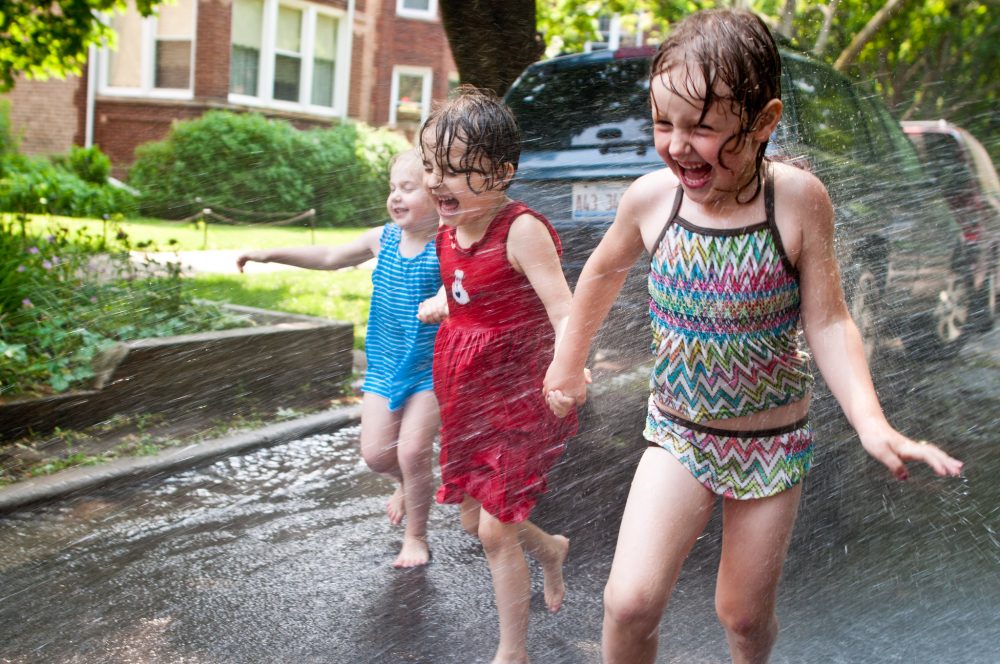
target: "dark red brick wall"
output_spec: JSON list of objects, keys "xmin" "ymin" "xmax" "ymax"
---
[
  {"xmin": 0, "ymin": 76, "xmax": 83, "ymax": 157},
  {"xmin": 194, "ymin": 0, "xmax": 232, "ymax": 100},
  {"xmin": 371, "ymin": 1, "xmax": 456, "ymax": 129}
]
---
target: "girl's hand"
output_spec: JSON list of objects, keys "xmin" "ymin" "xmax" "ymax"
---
[
  {"xmin": 543, "ymin": 365, "xmax": 592, "ymax": 417},
  {"xmin": 417, "ymin": 293, "xmax": 449, "ymax": 323},
  {"xmin": 235, "ymin": 252, "xmax": 263, "ymax": 273},
  {"xmin": 859, "ymin": 427, "xmax": 964, "ymax": 481},
  {"xmin": 546, "ymin": 390, "xmax": 576, "ymax": 418}
]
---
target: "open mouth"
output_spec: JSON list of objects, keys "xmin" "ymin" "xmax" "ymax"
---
[
  {"xmin": 677, "ymin": 162, "xmax": 712, "ymax": 188},
  {"xmin": 436, "ymin": 196, "xmax": 460, "ymax": 215}
]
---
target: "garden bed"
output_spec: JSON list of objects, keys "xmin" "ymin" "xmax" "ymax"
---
[{"xmin": 0, "ymin": 303, "xmax": 353, "ymax": 442}]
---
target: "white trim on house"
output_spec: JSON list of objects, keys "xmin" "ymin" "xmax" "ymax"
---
[
  {"xmin": 396, "ymin": 0, "xmax": 437, "ymax": 22},
  {"xmin": 97, "ymin": 0, "xmax": 197, "ymax": 100},
  {"xmin": 388, "ymin": 65, "xmax": 432, "ymax": 126},
  {"xmin": 227, "ymin": 0, "xmax": 349, "ymax": 118}
]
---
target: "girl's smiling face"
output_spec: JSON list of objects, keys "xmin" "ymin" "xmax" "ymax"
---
[
  {"xmin": 650, "ymin": 65, "xmax": 780, "ymax": 208},
  {"xmin": 387, "ymin": 153, "xmax": 438, "ymax": 232},
  {"xmin": 420, "ymin": 133, "xmax": 510, "ymax": 232}
]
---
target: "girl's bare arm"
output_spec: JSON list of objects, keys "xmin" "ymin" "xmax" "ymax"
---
[
  {"xmin": 508, "ymin": 214, "xmax": 574, "ymax": 338},
  {"xmin": 792, "ymin": 168, "xmax": 963, "ymax": 479},
  {"xmin": 237, "ymin": 227, "xmax": 382, "ymax": 272},
  {"xmin": 541, "ymin": 182, "xmax": 649, "ymax": 406}
]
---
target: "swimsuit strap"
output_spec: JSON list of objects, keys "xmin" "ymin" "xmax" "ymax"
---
[
  {"xmin": 762, "ymin": 163, "xmax": 799, "ymax": 279},
  {"xmin": 650, "ymin": 184, "xmax": 685, "ymax": 263}
]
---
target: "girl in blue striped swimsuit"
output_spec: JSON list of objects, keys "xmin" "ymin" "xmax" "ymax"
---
[
  {"xmin": 237, "ymin": 150, "xmax": 442, "ymax": 568},
  {"xmin": 545, "ymin": 10, "xmax": 963, "ymax": 663}
]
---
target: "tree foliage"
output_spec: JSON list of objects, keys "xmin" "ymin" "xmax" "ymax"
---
[{"xmin": 0, "ymin": 0, "xmax": 164, "ymax": 92}]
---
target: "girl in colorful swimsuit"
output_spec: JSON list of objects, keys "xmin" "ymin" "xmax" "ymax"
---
[
  {"xmin": 237, "ymin": 150, "xmax": 441, "ymax": 569},
  {"xmin": 416, "ymin": 86, "xmax": 578, "ymax": 664},
  {"xmin": 543, "ymin": 9, "xmax": 963, "ymax": 663}
]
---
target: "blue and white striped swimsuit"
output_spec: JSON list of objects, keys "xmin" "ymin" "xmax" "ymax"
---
[{"xmin": 362, "ymin": 223, "xmax": 441, "ymax": 410}]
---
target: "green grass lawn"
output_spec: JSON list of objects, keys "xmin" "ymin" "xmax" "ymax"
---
[
  {"xmin": 10, "ymin": 213, "xmax": 369, "ymax": 251},
  {"xmin": 9, "ymin": 213, "xmax": 375, "ymax": 348},
  {"xmin": 185, "ymin": 268, "xmax": 373, "ymax": 350}
]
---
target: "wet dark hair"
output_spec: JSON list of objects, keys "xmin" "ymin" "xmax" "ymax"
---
[
  {"xmin": 650, "ymin": 9, "xmax": 781, "ymax": 202},
  {"xmin": 418, "ymin": 85, "xmax": 521, "ymax": 193}
]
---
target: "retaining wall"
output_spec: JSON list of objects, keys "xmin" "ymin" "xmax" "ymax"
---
[{"xmin": 0, "ymin": 304, "xmax": 353, "ymax": 441}]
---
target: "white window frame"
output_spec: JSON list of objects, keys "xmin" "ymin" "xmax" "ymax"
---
[
  {"xmin": 396, "ymin": 0, "xmax": 437, "ymax": 21},
  {"xmin": 228, "ymin": 0, "xmax": 350, "ymax": 118},
  {"xmin": 389, "ymin": 65, "xmax": 432, "ymax": 126},
  {"xmin": 98, "ymin": 0, "xmax": 197, "ymax": 99}
]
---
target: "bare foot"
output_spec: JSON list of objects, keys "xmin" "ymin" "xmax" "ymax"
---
[
  {"xmin": 386, "ymin": 486, "xmax": 405, "ymax": 525},
  {"xmin": 542, "ymin": 535, "xmax": 569, "ymax": 612},
  {"xmin": 393, "ymin": 535, "xmax": 430, "ymax": 568}
]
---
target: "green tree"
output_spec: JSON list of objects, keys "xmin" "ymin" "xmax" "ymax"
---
[{"xmin": 0, "ymin": 0, "xmax": 165, "ymax": 92}]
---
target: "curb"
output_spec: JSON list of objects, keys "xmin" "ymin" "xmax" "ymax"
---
[{"xmin": 0, "ymin": 404, "xmax": 361, "ymax": 514}]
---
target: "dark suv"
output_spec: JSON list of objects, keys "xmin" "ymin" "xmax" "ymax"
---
[{"xmin": 504, "ymin": 46, "xmax": 968, "ymax": 364}]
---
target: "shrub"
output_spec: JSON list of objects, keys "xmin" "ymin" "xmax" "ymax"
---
[
  {"xmin": 54, "ymin": 145, "xmax": 113, "ymax": 185},
  {"xmin": 0, "ymin": 215, "xmax": 251, "ymax": 397},
  {"xmin": 0, "ymin": 144, "xmax": 135, "ymax": 218},
  {"xmin": 127, "ymin": 111, "xmax": 410, "ymax": 227}
]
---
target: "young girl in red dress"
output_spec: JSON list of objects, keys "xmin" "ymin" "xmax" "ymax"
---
[{"xmin": 417, "ymin": 86, "xmax": 579, "ymax": 664}]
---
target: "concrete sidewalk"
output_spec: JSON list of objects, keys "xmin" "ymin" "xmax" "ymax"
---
[{"xmin": 0, "ymin": 405, "xmax": 361, "ymax": 514}]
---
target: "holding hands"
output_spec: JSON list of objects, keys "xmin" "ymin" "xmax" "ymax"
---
[
  {"xmin": 544, "ymin": 363, "xmax": 591, "ymax": 419},
  {"xmin": 417, "ymin": 289, "xmax": 449, "ymax": 324}
]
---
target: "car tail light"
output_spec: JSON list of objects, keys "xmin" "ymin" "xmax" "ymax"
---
[{"xmin": 614, "ymin": 46, "xmax": 655, "ymax": 59}]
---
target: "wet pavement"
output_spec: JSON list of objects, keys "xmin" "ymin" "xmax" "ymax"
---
[{"xmin": 1, "ymin": 331, "xmax": 998, "ymax": 663}]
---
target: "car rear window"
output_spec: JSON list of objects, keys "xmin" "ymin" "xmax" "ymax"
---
[
  {"xmin": 506, "ymin": 57, "xmax": 652, "ymax": 152},
  {"xmin": 784, "ymin": 56, "xmax": 871, "ymax": 162}
]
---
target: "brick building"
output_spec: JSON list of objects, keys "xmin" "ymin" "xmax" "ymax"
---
[{"xmin": 2, "ymin": 0, "xmax": 456, "ymax": 176}]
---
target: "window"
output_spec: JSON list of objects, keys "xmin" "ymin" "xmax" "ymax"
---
[
  {"xmin": 229, "ymin": 0, "xmax": 346, "ymax": 115},
  {"xmin": 390, "ymin": 66, "xmax": 432, "ymax": 125},
  {"xmin": 103, "ymin": 0, "xmax": 195, "ymax": 96},
  {"xmin": 397, "ymin": 0, "xmax": 437, "ymax": 21},
  {"xmin": 230, "ymin": 0, "xmax": 263, "ymax": 96},
  {"xmin": 273, "ymin": 6, "xmax": 302, "ymax": 101},
  {"xmin": 311, "ymin": 14, "xmax": 338, "ymax": 107},
  {"xmin": 505, "ymin": 58, "xmax": 651, "ymax": 151},
  {"xmin": 784, "ymin": 57, "xmax": 870, "ymax": 161}
]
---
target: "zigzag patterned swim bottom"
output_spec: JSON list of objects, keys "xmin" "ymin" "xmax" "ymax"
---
[{"xmin": 643, "ymin": 396, "xmax": 813, "ymax": 500}]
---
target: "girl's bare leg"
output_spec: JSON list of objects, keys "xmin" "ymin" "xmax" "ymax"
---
[
  {"xmin": 360, "ymin": 393, "xmax": 404, "ymax": 521},
  {"xmin": 602, "ymin": 447, "xmax": 715, "ymax": 664},
  {"xmin": 479, "ymin": 508, "xmax": 532, "ymax": 664},
  {"xmin": 716, "ymin": 484, "xmax": 802, "ymax": 664},
  {"xmin": 392, "ymin": 390, "xmax": 440, "ymax": 568},
  {"xmin": 518, "ymin": 521, "xmax": 569, "ymax": 612}
]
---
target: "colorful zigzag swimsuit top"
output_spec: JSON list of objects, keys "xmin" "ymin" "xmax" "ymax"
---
[{"xmin": 648, "ymin": 168, "xmax": 813, "ymax": 422}]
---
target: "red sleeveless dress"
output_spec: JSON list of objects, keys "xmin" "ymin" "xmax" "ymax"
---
[{"xmin": 433, "ymin": 201, "xmax": 578, "ymax": 523}]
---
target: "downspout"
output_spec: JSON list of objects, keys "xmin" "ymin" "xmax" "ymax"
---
[
  {"xmin": 342, "ymin": 0, "xmax": 355, "ymax": 121},
  {"xmin": 85, "ymin": 44, "xmax": 97, "ymax": 147}
]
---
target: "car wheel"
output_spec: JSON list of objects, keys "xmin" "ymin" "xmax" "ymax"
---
[
  {"xmin": 931, "ymin": 268, "xmax": 971, "ymax": 356},
  {"xmin": 848, "ymin": 267, "xmax": 880, "ymax": 367},
  {"xmin": 968, "ymin": 269, "xmax": 996, "ymax": 333}
]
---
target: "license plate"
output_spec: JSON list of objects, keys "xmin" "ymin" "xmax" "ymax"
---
[{"xmin": 572, "ymin": 181, "xmax": 627, "ymax": 221}]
